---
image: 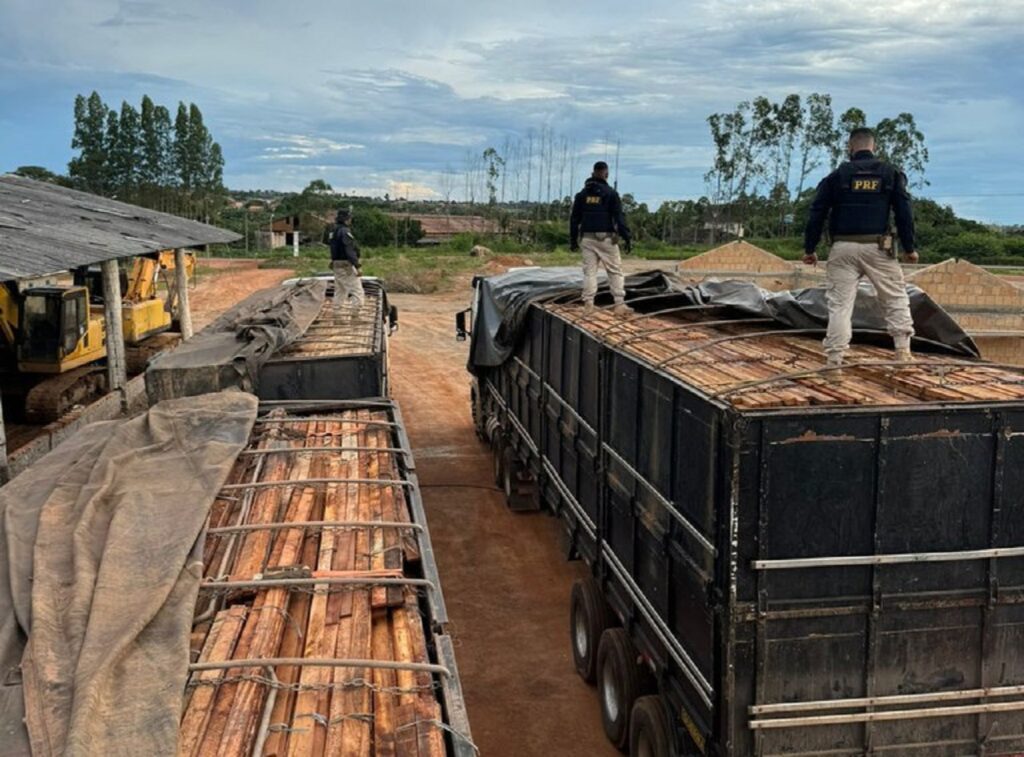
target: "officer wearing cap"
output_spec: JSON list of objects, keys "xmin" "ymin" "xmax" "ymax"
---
[
  {"xmin": 570, "ymin": 161, "xmax": 633, "ymax": 314},
  {"xmin": 804, "ymin": 127, "xmax": 918, "ymax": 370},
  {"xmin": 329, "ymin": 208, "xmax": 364, "ymax": 309}
]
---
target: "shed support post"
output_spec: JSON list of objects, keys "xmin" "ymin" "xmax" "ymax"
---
[
  {"xmin": 0, "ymin": 391, "xmax": 9, "ymax": 484},
  {"xmin": 101, "ymin": 259, "xmax": 128, "ymax": 413},
  {"xmin": 174, "ymin": 248, "xmax": 194, "ymax": 340}
]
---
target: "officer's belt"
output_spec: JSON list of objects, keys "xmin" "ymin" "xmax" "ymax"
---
[{"xmin": 833, "ymin": 234, "xmax": 883, "ymax": 244}]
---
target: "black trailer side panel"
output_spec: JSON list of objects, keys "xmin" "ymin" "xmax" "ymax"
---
[{"xmin": 733, "ymin": 407, "xmax": 1024, "ymax": 756}]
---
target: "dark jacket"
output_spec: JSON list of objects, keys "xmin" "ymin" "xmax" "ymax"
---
[
  {"xmin": 330, "ymin": 223, "xmax": 360, "ymax": 266},
  {"xmin": 570, "ymin": 177, "xmax": 631, "ymax": 244},
  {"xmin": 804, "ymin": 150, "xmax": 915, "ymax": 254}
]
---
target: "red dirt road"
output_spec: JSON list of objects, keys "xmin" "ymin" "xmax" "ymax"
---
[
  {"xmin": 388, "ymin": 292, "xmax": 619, "ymax": 757},
  {"xmin": 191, "ymin": 258, "xmax": 294, "ymax": 330}
]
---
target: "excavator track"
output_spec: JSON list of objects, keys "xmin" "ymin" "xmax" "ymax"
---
[{"xmin": 24, "ymin": 367, "xmax": 108, "ymax": 425}]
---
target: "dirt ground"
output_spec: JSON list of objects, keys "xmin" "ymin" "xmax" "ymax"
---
[
  {"xmin": 388, "ymin": 290, "xmax": 620, "ymax": 757},
  {"xmin": 190, "ymin": 258, "xmax": 295, "ymax": 330}
]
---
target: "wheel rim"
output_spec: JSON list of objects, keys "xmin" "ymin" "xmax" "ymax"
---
[
  {"xmin": 574, "ymin": 606, "xmax": 588, "ymax": 658},
  {"xmin": 602, "ymin": 661, "xmax": 620, "ymax": 722}
]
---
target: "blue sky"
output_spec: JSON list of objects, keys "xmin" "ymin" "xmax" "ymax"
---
[{"xmin": 1, "ymin": 0, "xmax": 1022, "ymax": 223}]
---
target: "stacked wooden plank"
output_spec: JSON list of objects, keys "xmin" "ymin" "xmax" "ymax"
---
[
  {"xmin": 278, "ymin": 290, "xmax": 381, "ymax": 359},
  {"xmin": 549, "ymin": 304, "xmax": 1024, "ymax": 410},
  {"xmin": 180, "ymin": 408, "xmax": 447, "ymax": 756}
]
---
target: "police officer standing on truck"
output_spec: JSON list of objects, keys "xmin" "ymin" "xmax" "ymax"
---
[
  {"xmin": 570, "ymin": 161, "xmax": 633, "ymax": 314},
  {"xmin": 330, "ymin": 208, "xmax": 365, "ymax": 309},
  {"xmin": 804, "ymin": 127, "xmax": 918, "ymax": 370}
]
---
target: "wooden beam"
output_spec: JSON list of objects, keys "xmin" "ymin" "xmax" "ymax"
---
[
  {"xmin": 100, "ymin": 258, "xmax": 128, "ymax": 412},
  {"xmin": 174, "ymin": 248, "xmax": 194, "ymax": 340}
]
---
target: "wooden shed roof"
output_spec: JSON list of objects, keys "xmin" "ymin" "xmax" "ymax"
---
[{"xmin": 0, "ymin": 174, "xmax": 240, "ymax": 281}]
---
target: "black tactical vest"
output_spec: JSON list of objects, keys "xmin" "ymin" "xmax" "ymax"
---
[
  {"xmin": 831, "ymin": 158, "xmax": 897, "ymax": 236},
  {"xmin": 578, "ymin": 181, "xmax": 616, "ymax": 233}
]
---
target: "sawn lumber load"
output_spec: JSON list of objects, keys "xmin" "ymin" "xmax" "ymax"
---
[{"xmin": 180, "ymin": 401, "xmax": 471, "ymax": 757}]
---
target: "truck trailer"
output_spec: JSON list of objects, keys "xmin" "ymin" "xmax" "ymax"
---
[
  {"xmin": 259, "ymin": 278, "xmax": 398, "ymax": 402},
  {"xmin": 184, "ymin": 398, "xmax": 474, "ymax": 756},
  {"xmin": 459, "ymin": 270, "xmax": 1024, "ymax": 756}
]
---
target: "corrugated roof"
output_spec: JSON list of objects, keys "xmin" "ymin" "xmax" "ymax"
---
[{"xmin": 0, "ymin": 174, "xmax": 241, "ymax": 281}]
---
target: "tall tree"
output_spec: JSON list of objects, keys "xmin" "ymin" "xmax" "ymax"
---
[
  {"xmin": 874, "ymin": 113, "xmax": 929, "ymax": 187},
  {"xmin": 108, "ymin": 101, "xmax": 142, "ymax": 196},
  {"xmin": 794, "ymin": 93, "xmax": 838, "ymax": 202},
  {"xmin": 187, "ymin": 103, "xmax": 211, "ymax": 190},
  {"xmin": 68, "ymin": 91, "xmax": 110, "ymax": 193},
  {"xmin": 482, "ymin": 147, "xmax": 504, "ymax": 206},
  {"xmin": 139, "ymin": 95, "xmax": 164, "ymax": 187},
  {"xmin": 152, "ymin": 105, "xmax": 174, "ymax": 186},
  {"xmin": 173, "ymin": 102, "xmax": 191, "ymax": 189}
]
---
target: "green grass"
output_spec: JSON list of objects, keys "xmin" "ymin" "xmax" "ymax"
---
[{"xmin": 201, "ymin": 236, "xmax": 833, "ymax": 293}]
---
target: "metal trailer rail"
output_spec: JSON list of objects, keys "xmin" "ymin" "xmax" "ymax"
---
[
  {"xmin": 472, "ymin": 295, "xmax": 1024, "ymax": 757},
  {"xmin": 258, "ymin": 279, "xmax": 393, "ymax": 401},
  {"xmin": 190, "ymin": 398, "xmax": 473, "ymax": 757}
]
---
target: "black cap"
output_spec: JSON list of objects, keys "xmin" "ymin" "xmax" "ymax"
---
[
  {"xmin": 593, "ymin": 161, "xmax": 609, "ymax": 172},
  {"xmin": 335, "ymin": 209, "xmax": 351, "ymax": 222}
]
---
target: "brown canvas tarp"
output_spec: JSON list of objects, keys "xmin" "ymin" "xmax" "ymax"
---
[
  {"xmin": 0, "ymin": 392, "xmax": 258, "ymax": 756},
  {"xmin": 145, "ymin": 278, "xmax": 327, "ymax": 403}
]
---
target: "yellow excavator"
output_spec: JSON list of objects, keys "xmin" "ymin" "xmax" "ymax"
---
[
  {"xmin": 0, "ymin": 251, "xmax": 196, "ymax": 423},
  {"xmin": 0, "ymin": 277, "xmax": 109, "ymax": 423},
  {"xmin": 75, "ymin": 250, "xmax": 196, "ymax": 371}
]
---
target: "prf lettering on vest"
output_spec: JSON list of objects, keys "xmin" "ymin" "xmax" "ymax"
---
[
  {"xmin": 852, "ymin": 178, "xmax": 881, "ymax": 192},
  {"xmin": 586, "ymin": 196, "xmax": 602, "ymax": 204}
]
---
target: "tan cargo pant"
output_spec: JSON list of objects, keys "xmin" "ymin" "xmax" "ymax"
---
[
  {"xmin": 823, "ymin": 241, "xmax": 914, "ymax": 361},
  {"xmin": 331, "ymin": 261, "xmax": 365, "ymax": 307},
  {"xmin": 581, "ymin": 232, "xmax": 625, "ymax": 304}
]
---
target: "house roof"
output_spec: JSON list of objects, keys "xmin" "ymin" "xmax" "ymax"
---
[
  {"xmin": 388, "ymin": 213, "xmax": 500, "ymax": 236},
  {"xmin": 0, "ymin": 174, "xmax": 240, "ymax": 281}
]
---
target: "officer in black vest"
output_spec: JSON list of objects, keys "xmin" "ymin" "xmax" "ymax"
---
[
  {"xmin": 570, "ymin": 161, "xmax": 633, "ymax": 313},
  {"xmin": 329, "ymin": 209, "xmax": 364, "ymax": 309},
  {"xmin": 804, "ymin": 127, "xmax": 918, "ymax": 369}
]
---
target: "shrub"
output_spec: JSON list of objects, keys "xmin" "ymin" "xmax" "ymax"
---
[{"xmin": 930, "ymin": 232, "xmax": 1003, "ymax": 262}]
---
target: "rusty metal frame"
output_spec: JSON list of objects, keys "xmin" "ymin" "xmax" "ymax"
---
[
  {"xmin": 613, "ymin": 318, "xmax": 775, "ymax": 347},
  {"xmin": 206, "ymin": 520, "xmax": 424, "ymax": 535},
  {"xmin": 713, "ymin": 361, "xmax": 1024, "ymax": 400},
  {"xmin": 219, "ymin": 477, "xmax": 413, "ymax": 491},
  {"xmin": 189, "ymin": 657, "xmax": 450, "ymax": 677}
]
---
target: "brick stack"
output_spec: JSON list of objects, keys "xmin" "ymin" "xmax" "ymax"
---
[
  {"xmin": 676, "ymin": 241, "xmax": 824, "ymax": 291},
  {"xmin": 908, "ymin": 259, "xmax": 1024, "ymax": 366}
]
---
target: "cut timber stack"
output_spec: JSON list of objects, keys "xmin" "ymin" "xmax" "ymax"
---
[
  {"xmin": 549, "ymin": 304, "xmax": 1024, "ymax": 409},
  {"xmin": 258, "ymin": 280, "xmax": 390, "ymax": 401},
  {"xmin": 180, "ymin": 402, "xmax": 470, "ymax": 756},
  {"xmin": 277, "ymin": 290, "xmax": 381, "ymax": 360}
]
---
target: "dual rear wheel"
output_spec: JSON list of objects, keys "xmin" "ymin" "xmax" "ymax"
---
[{"xmin": 570, "ymin": 577, "xmax": 674, "ymax": 755}]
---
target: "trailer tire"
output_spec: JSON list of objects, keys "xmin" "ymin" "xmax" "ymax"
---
[
  {"xmin": 501, "ymin": 445, "xmax": 536, "ymax": 510},
  {"xmin": 630, "ymin": 696, "xmax": 673, "ymax": 757},
  {"xmin": 597, "ymin": 628, "xmax": 646, "ymax": 751},
  {"xmin": 571, "ymin": 577, "xmax": 614, "ymax": 683}
]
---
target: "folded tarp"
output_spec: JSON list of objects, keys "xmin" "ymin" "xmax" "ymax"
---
[
  {"xmin": 146, "ymin": 278, "xmax": 327, "ymax": 403},
  {"xmin": 0, "ymin": 392, "xmax": 258, "ymax": 757},
  {"xmin": 467, "ymin": 267, "xmax": 979, "ymax": 371}
]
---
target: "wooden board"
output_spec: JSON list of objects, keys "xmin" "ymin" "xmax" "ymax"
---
[
  {"xmin": 181, "ymin": 409, "xmax": 448, "ymax": 756},
  {"xmin": 547, "ymin": 304, "xmax": 1024, "ymax": 410}
]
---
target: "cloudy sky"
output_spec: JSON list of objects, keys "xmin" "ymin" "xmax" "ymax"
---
[{"xmin": 1, "ymin": 0, "xmax": 1022, "ymax": 222}]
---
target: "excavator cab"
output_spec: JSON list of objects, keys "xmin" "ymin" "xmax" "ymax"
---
[{"xmin": 18, "ymin": 287, "xmax": 104, "ymax": 373}]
